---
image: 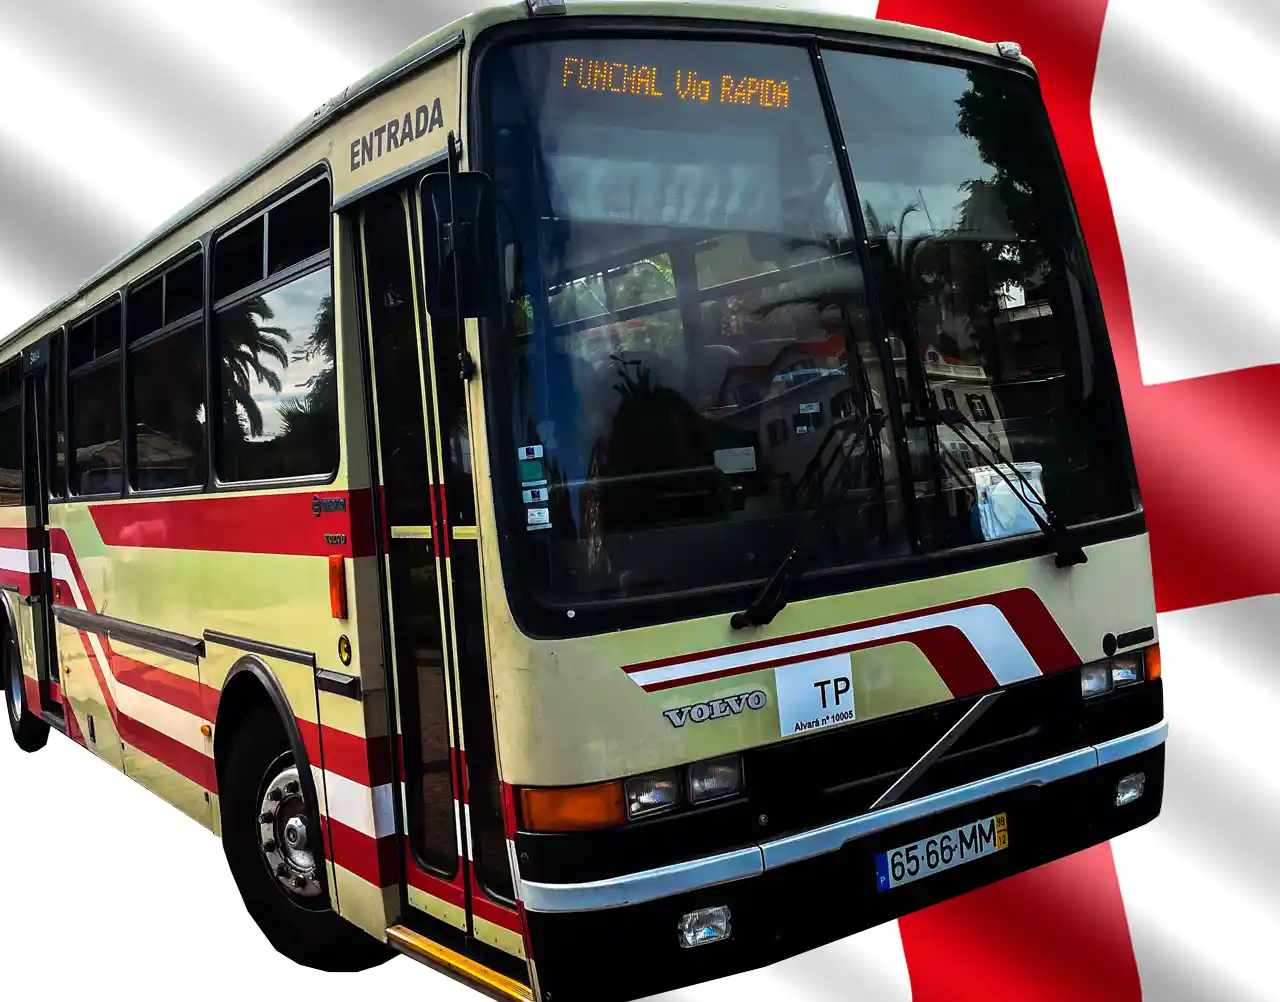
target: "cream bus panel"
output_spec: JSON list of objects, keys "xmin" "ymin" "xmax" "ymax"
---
[
  {"xmin": 333, "ymin": 54, "xmax": 462, "ymax": 202},
  {"xmin": 479, "ymin": 531, "xmax": 1158, "ymax": 788}
]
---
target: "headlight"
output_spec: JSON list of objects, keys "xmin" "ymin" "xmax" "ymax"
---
[
  {"xmin": 624, "ymin": 770, "xmax": 680, "ymax": 819},
  {"xmin": 1111, "ymin": 654, "xmax": 1143, "ymax": 687},
  {"xmin": 687, "ymin": 755, "xmax": 743, "ymax": 805},
  {"xmin": 1080, "ymin": 663, "xmax": 1113, "ymax": 698}
]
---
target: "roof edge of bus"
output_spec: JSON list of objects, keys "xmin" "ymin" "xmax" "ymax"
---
[{"xmin": 5, "ymin": 0, "xmax": 1032, "ymax": 349}]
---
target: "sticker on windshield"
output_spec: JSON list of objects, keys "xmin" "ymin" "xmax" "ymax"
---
[
  {"xmin": 526, "ymin": 507, "xmax": 552, "ymax": 531},
  {"xmin": 714, "ymin": 447, "xmax": 757, "ymax": 475},
  {"xmin": 517, "ymin": 444, "xmax": 548, "ymax": 488},
  {"xmin": 775, "ymin": 653, "xmax": 856, "ymax": 736},
  {"xmin": 799, "ymin": 402, "xmax": 821, "ymax": 415}
]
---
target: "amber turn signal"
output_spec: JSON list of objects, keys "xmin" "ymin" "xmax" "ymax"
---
[
  {"xmin": 518, "ymin": 780, "xmax": 627, "ymax": 832},
  {"xmin": 329, "ymin": 555, "xmax": 347, "ymax": 620},
  {"xmin": 1144, "ymin": 642, "xmax": 1161, "ymax": 680}
]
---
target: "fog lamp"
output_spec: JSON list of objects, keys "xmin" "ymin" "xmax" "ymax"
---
[
  {"xmin": 625, "ymin": 770, "xmax": 680, "ymax": 819},
  {"xmin": 678, "ymin": 905, "xmax": 731, "ymax": 948},
  {"xmin": 1115, "ymin": 772, "xmax": 1145, "ymax": 806},
  {"xmin": 1081, "ymin": 664, "xmax": 1113, "ymax": 699},
  {"xmin": 688, "ymin": 755, "xmax": 743, "ymax": 805}
]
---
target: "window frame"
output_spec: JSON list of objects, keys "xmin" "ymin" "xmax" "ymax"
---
[
  {"xmin": 63, "ymin": 293, "xmax": 125, "ymax": 501},
  {"xmin": 208, "ymin": 165, "xmax": 339, "ymax": 492},
  {"xmin": 42, "ymin": 162, "xmax": 338, "ymax": 506},
  {"xmin": 124, "ymin": 243, "xmax": 209, "ymax": 497},
  {"xmin": 468, "ymin": 15, "xmax": 1148, "ymax": 640}
]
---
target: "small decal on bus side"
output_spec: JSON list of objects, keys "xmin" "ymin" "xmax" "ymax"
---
[{"xmin": 663, "ymin": 690, "xmax": 767, "ymax": 727}]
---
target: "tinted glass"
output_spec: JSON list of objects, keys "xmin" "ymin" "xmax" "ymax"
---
[
  {"xmin": 268, "ymin": 181, "xmax": 330, "ymax": 275},
  {"xmin": 131, "ymin": 323, "xmax": 207, "ymax": 490},
  {"xmin": 215, "ymin": 267, "xmax": 338, "ymax": 482},
  {"xmin": 165, "ymin": 254, "xmax": 203, "ymax": 323},
  {"xmin": 128, "ymin": 278, "xmax": 164, "ymax": 342},
  {"xmin": 0, "ymin": 405, "xmax": 20, "ymax": 506},
  {"xmin": 214, "ymin": 217, "xmax": 265, "ymax": 302},
  {"xmin": 488, "ymin": 38, "xmax": 904, "ymax": 608},
  {"xmin": 70, "ymin": 361, "xmax": 123, "ymax": 495},
  {"xmin": 825, "ymin": 51, "xmax": 1135, "ymax": 546}
]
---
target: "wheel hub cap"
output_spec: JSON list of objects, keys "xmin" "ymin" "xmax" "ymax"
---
[{"xmin": 258, "ymin": 765, "xmax": 322, "ymax": 900}]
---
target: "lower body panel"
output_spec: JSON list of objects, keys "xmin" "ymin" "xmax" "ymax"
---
[{"xmin": 522, "ymin": 733, "xmax": 1165, "ymax": 1002}]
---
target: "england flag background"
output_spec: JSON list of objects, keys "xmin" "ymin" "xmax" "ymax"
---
[{"xmin": 0, "ymin": 1, "xmax": 1273, "ymax": 1000}]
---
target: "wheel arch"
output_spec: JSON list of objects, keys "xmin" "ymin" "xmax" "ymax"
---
[{"xmin": 213, "ymin": 656, "xmax": 331, "ymax": 896}]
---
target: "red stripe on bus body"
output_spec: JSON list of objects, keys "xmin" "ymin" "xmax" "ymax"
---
[
  {"xmin": 47, "ymin": 681, "xmax": 61, "ymax": 703},
  {"xmin": 296, "ymin": 718, "xmax": 396, "ymax": 790},
  {"xmin": 0, "ymin": 568, "xmax": 34, "ymax": 597},
  {"xmin": 622, "ymin": 587, "xmax": 1077, "ymax": 677},
  {"xmin": 637, "ymin": 624, "xmax": 999, "ymax": 696},
  {"xmin": 0, "ymin": 526, "xmax": 37, "ymax": 549},
  {"xmin": 110, "ymin": 653, "xmax": 216, "ymax": 720},
  {"xmin": 86, "ymin": 489, "xmax": 376, "ymax": 558},
  {"xmin": 118, "ymin": 712, "xmax": 217, "ymax": 794},
  {"xmin": 326, "ymin": 816, "xmax": 399, "ymax": 888},
  {"xmin": 23, "ymin": 674, "xmax": 40, "ymax": 713}
]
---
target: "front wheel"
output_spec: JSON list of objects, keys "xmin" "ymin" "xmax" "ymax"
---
[
  {"xmin": 220, "ymin": 702, "xmax": 391, "ymax": 972},
  {"xmin": 3, "ymin": 620, "xmax": 48, "ymax": 754}
]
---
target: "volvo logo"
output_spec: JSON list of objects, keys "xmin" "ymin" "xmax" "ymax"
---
[
  {"xmin": 662, "ymin": 690, "xmax": 767, "ymax": 728},
  {"xmin": 312, "ymin": 495, "xmax": 347, "ymax": 517}
]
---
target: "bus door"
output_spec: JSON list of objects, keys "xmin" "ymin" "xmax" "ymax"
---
[
  {"xmin": 19, "ymin": 337, "xmax": 62, "ymax": 721},
  {"xmin": 350, "ymin": 179, "xmax": 522, "ymax": 960}
]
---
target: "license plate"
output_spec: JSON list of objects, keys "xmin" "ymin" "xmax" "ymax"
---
[{"xmin": 875, "ymin": 813, "xmax": 1008, "ymax": 891}]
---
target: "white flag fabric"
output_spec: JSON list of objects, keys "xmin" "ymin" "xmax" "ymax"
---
[{"xmin": 0, "ymin": 2, "xmax": 1272, "ymax": 1001}]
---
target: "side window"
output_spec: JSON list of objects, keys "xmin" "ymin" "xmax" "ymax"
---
[
  {"xmin": 212, "ymin": 176, "xmax": 337, "ymax": 484},
  {"xmin": 68, "ymin": 300, "xmax": 123, "ymax": 496},
  {"xmin": 128, "ymin": 251, "xmax": 208, "ymax": 490},
  {"xmin": 0, "ymin": 362, "xmax": 21, "ymax": 506}
]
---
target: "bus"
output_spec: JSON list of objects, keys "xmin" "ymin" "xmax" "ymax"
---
[{"xmin": 0, "ymin": 2, "xmax": 1167, "ymax": 1000}]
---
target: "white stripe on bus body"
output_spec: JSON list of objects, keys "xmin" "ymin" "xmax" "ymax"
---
[
  {"xmin": 114, "ymin": 682, "xmax": 206, "ymax": 754},
  {"xmin": 0, "ymin": 546, "xmax": 38, "ymax": 574},
  {"xmin": 311, "ymin": 766, "xmax": 397, "ymax": 840},
  {"xmin": 626, "ymin": 603, "xmax": 1042, "ymax": 690}
]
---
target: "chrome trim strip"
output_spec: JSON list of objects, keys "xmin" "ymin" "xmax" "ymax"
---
[
  {"xmin": 1096, "ymin": 719, "xmax": 1168, "ymax": 765},
  {"xmin": 870, "ymin": 690, "xmax": 1003, "ymax": 811},
  {"xmin": 517, "ymin": 846, "xmax": 763, "ymax": 914},
  {"xmin": 761, "ymin": 746, "xmax": 1098, "ymax": 869},
  {"xmin": 517, "ymin": 719, "xmax": 1167, "ymax": 912}
]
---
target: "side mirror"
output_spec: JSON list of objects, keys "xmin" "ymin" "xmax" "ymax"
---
[{"xmin": 421, "ymin": 170, "xmax": 499, "ymax": 319}]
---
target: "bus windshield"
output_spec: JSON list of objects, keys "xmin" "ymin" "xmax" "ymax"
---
[{"xmin": 486, "ymin": 35, "xmax": 1136, "ymax": 614}]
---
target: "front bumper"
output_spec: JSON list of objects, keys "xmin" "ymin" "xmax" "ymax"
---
[{"xmin": 519, "ymin": 720, "xmax": 1166, "ymax": 1002}]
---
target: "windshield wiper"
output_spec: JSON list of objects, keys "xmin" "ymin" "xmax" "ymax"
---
[
  {"xmin": 730, "ymin": 409, "xmax": 887, "ymax": 631},
  {"xmin": 930, "ymin": 406, "xmax": 1087, "ymax": 568}
]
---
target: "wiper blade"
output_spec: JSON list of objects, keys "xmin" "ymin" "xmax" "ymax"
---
[
  {"xmin": 731, "ymin": 409, "xmax": 886, "ymax": 631},
  {"xmin": 931, "ymin": 406, "xmax": 1087, "ymax": 569}
]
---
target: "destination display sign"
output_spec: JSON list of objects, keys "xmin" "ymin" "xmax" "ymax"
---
[{"xmin": 560, "ymin": 55, "xmax": 793, "ymax": 111}]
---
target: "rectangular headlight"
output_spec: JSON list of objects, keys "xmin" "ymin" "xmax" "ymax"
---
[
  {"xmin": 624, "ymin": 770, "xmax": 680, "ymax": 819},
  {"xmin": 687, "ymin": 755, "xmax": 743, "ymax": 805},
  {"xmin": 1111, "ymin": 654, "xmax": 1143, "ymax": 687},
  {"xmin": 1081, "ymin": 663, "xmax": 1113, "ymax": 698}
]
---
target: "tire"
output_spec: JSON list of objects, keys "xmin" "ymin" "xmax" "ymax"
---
[
  {"xmin": 220, "ymin": 701, "xmax": 391, "ymax": 972},
  {"xmin": 3, "ymin": 618, "xmax": 48, "ymax": 754}
]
